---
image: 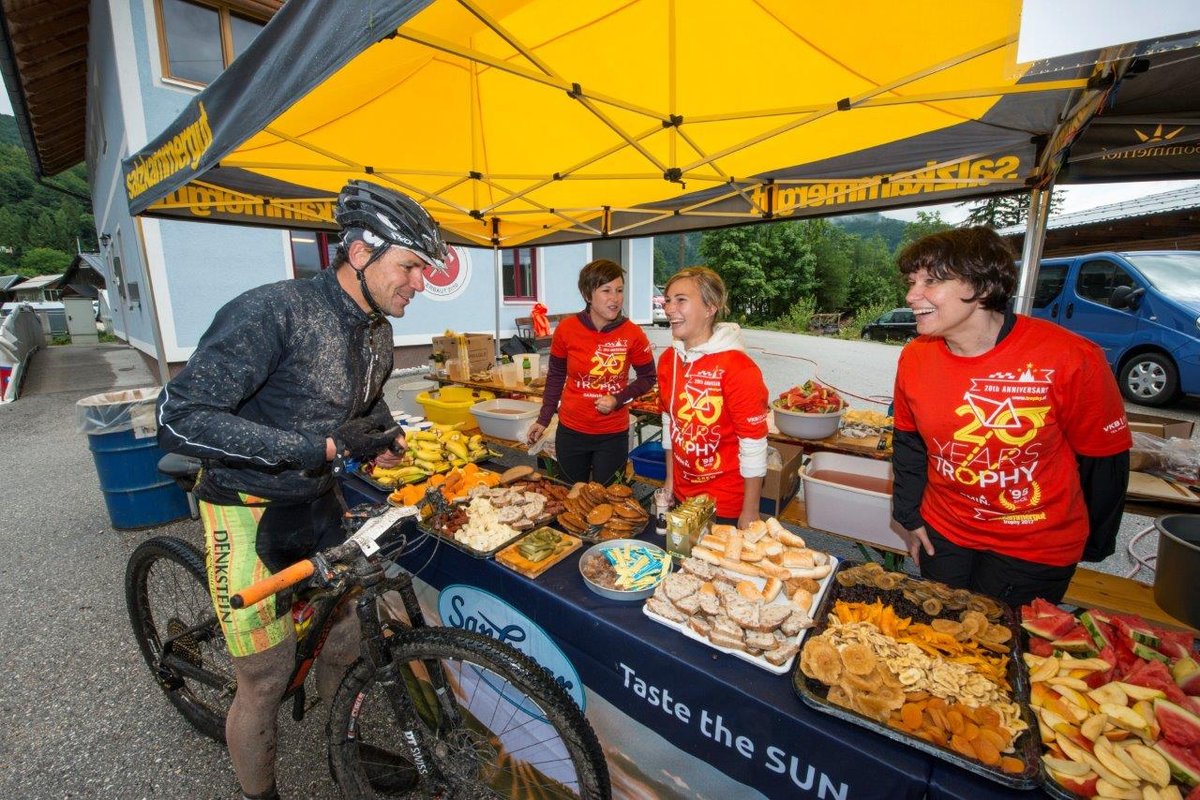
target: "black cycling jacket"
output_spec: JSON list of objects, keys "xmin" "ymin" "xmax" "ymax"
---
[{"xmin": 157, "ymin": 268, "xmax": 394, "ymax": 505}]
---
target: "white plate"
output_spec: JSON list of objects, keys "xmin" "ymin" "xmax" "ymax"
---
[{"xmin": 643, "ymin": 554, "xmax": 838, "ymax": 675}]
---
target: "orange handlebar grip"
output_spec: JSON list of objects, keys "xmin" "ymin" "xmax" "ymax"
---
[{"xmin": 230, "ymin": 560, "xmax": 316, "ymax": 609}]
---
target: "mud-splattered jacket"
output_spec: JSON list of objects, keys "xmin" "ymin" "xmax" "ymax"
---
[{"xmin": 157, "ymin": 268, "xmax": 394, "ymax": 505}]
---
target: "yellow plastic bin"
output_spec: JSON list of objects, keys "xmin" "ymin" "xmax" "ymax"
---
[{"xmin": 416, "ymin": 385, "xmax": 495, "ymax": 426}]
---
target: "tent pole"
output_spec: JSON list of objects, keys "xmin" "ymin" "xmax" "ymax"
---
[
  {"xmin": 1013, "ymin": 184, "xmax": 1053, "ymax": 317},
  {"xmin": 493, "ymin": 246, "xmax": 502, "ymax": 362}
]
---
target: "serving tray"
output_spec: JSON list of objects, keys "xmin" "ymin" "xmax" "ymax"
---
[
  {"xmin": 496, "ymin": 530, "xmax": 582, "ymax": 578},
  {"xmin": 643, "ymin": 555, "xmax": 838, "ymax": 675},
  {"xmin": 790, "ymin": 561, "xmax": 1040, "ymax": 789}
]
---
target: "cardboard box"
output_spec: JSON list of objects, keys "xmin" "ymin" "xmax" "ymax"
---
[
  {"xmin": 1127, "ymin": 412, "xmax": 1194, "ymax": 440},
  {"xmin": 431, "ymin": 333, "xmax": 495, "ymax": 373},
  {"xmin": 760, "ymin": 442, "xmax": 805, "ymax": 517}
]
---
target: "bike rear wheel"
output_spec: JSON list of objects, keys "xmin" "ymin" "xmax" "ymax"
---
[
  {"xmin": 125, "ymin": 536, "xmax": 234, "ymax": 743},
  {"xmin": 328, "ymin": 627, "xmax": 609, "ymax": 799}
]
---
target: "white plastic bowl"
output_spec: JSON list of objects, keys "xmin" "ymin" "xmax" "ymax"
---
[{"xmin": 772, "ymin": 403, "xmax": 844, "ymax": 440}]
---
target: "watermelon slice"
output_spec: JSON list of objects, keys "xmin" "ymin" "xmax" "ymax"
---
[
  {"xmin": 1080, "ymin": 610, "xmax": 1116, "ymax": 651},
  {"xmin": 1124, "ymin": 660, "xmax": 1200, "ymax": 714},
  {"xmin": 1134, "ymin": 641, "xmax": 1173, "ymax": 665},
  {"xmin": 1157, "ymin": 630, "xmax": 1197, "ymax": 661},
  {"xmin": 1051, "ymin": 625, "xmax": 1098, "ymax": 654},
  {"xmin": 1112, "ymin": 614, "xmax": 1162, "ymax": 648},
  {"xmin": 1028, "ymin": 636, "xmax": 1055, "ymax": 657},
  {"xmin": 1024, "ymin": 597, "xmax": 1069, "ymax": 620},
  {"xmin": 1155, "ymin": 738, "xmax": 1200, "ymax": 788},
  {"xmin": 1022, "ymin": 614, "xmax": 1081, "ymax": 641},
  {"xmin": 1155, "ymin": 698, "xmax": 1200, "ymax": 747}
]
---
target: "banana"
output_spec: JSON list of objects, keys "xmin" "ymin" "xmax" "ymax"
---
[
  {"xmin": 445, "ymin": 440, "xmax": 470, "ymax": 461},
  {"xmin": 413, "ymin": 457, "xmax": 449, "ymax": 473},
  {"xmin": 413, "ymin": 442, "xmax": 445, "ymax": 458},
  {"xmin": 413, "ymin": 430, "xmax": 441, "ymax": 442},
  {"xmin": 468, "ymin": 434, "xmax": 483, "ymax": 449},
  {"xmin": 432, "ymin": 421, "xmax": 464, "ymax": 433}
]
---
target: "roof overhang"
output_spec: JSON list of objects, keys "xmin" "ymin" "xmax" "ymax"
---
[{"xmin": 0, "ymin": 0, "xmax": 89, "ymax": 177}]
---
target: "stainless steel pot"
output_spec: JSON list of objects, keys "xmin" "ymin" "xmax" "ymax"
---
[{"xmin": 1153, "ymin": 514, "xmax": 1200, "ymax": 628}]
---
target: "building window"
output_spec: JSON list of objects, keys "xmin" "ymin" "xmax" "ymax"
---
[
  {"xmin": 157, "ymin": 0, "xmax": 267, "ymax": 86},
  {"xmin": 289, "ymin": 231, "xmax": 339, "ymax": 279},
  {"xmin": 502, "ymin": 248, "xmax": 538, "ymax": 301}
]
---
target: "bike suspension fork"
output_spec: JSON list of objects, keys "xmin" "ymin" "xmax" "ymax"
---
[{"xmin": 356, "ymin": 594, "xmax": 447, "ymax": 793}]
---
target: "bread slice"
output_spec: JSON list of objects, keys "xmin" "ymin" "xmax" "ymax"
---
[
  {"xmin": 764, "ymin": 641, "xmax": 800, "ymax": 667},
  {"xmin": 646, "ymin": 596, "xmax": 687, "ymax": 623}
]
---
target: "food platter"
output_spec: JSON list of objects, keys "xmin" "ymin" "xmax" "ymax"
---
[
  {"xmin": 496, "ymin": 528, "xmax": 582, "ymax": 578},
  {"xmin": 791, "ymin": 561, "xmax": 1040, "ymax": 789},
  {"xmin": 643, "ymin": 553, "xmax": 837, "ymax": 675},
  {"xmin": 420, "ymin": 479, "xmax": 570, "ymax": 559}
]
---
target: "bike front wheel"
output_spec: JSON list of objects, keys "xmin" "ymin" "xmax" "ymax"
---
[
  {"xmin": 125, "ymin": 536, "xmax": 234, "ymax": 743},
  {"xmin": 328, "ymin": 627, "xmax": 609, "ymax": 799}
]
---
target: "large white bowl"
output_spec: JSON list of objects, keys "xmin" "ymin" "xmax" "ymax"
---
[{"xmin": 772, "ymin": 403, "xmax": 844, "ymax": 440}]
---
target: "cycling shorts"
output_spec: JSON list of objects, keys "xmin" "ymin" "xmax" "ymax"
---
[{"xmin": 199, "ymin": 492, "xmax": 343, "ymax": 657}]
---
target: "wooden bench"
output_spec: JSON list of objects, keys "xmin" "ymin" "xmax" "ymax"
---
[{"xmin": 514, "ymin": 312, "xmax": 572, "ymax": 350}]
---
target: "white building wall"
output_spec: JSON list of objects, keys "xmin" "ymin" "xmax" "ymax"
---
[{"xmin": 85, "ymin": 2, "xmax": 655, "ymax": 365}]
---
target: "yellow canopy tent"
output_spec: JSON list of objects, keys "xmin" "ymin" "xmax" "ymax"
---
[{"xmin": 123, "ymin": 0, "xmax": 1140, "ymax": 250}]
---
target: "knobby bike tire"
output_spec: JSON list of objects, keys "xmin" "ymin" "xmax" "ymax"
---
[
  {"xmin": 125, "ymin": 536, "xmax": 233, "ymax": 743},
  {"xmin": 327, "ymin": 627, "xmax": 610, "ymax": 800}
]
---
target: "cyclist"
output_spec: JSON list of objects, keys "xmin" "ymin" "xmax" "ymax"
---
[{"xmin": 156, "ymin": 180, "xmax": 448, "ymax": 800}]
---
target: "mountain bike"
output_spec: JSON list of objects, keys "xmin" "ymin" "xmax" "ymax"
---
[{"xmin": 125, "ymin": 487, "xmax": 610, "ymax": 799}]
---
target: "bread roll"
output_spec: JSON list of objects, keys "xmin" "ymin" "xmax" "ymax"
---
[
  {"xmin": 742, "ymin": 519, "xmax": 768, "ymax": 543},
  {"xmin": 775, "ymin": 528, "xmax": 807, "ymax": 548},
  {"xmin": 725, "ymin": 533, "xmax": 744, "ymax": 562},
  {"xmin": 760, "ymin": 538, "xmax": 783, "ymax": 557},
  {"xmin": 692, "ymin": 545, "xmax": 722, "ymax": 565},
  {"xmin": 781, "ymin": 549, "xmax": 815, "ymax": 569},
  {"xmin": 791, "ymin": 588, "xmax": 814, "ymax": 611},
  {"xmin": 787, "ymin": 563, "xmax": 832, "ymax": 580},
  {"xmin": 761, "ymin": 577, "xmax": 783, "ymax": 603},
  {"xmin": 736, "ymin": 580, "xmax": 763, "ymax": 601},
  {"xmin": 718, "ymin": 557, "xmax": 765, "ymax": 578},
  {"xmin": 710, "ymin": 523, "xmax": 738, "ymax": 539}
]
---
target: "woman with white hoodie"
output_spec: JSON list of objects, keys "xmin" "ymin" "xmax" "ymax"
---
[{"xmin": 658, "ymin": 267, "xmax": 771, "ymax": 529}]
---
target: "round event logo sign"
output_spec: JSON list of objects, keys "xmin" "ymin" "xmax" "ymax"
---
[
  {"xmin": 438, "ymin": 584, "xmax": 585, "ymax": 712},
  {"xmin": 422, "ymin": 246, "xmax": 471, "ymax": 301}
]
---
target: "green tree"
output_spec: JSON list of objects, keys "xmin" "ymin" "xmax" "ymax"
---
[
  {"xmin": 799, "ymin": 219, "xmax": 853, "ymax": 311},
  {"xmin": 848, "ymin": 233, "xmax": 903, "ymax": 309},
  {"xmin": 958, "ymin": 189, "xmax": 1064, "ymax": 228},
  {"xmin": 896, "ymin": 210, "xmax": 952, "ymax": 253},
  {"xmin": 18, "ymin": 246, "xmax": 72, "ymax": 276}
]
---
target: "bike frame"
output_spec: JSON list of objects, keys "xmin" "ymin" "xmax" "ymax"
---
[{"xmin": 154, "ymin": 515, "xmax": 469, "ymax": 793}]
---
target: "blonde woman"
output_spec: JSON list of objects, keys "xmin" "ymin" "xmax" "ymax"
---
[{"xmin": 657, "ymin": 267, "xmax": 770, "ymax": 529}]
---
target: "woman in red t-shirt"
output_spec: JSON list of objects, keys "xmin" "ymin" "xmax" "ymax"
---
[
  {"xmin": 657, "ymin": 267, "xmax": 770, "ymax": 529},
  {"xmin": 527, "ymin": 259, "xmax": 656, "ymax": 484},
  {"xmin": 891, "ymin": 227, "xmax": 1131, "ymax": 606}
]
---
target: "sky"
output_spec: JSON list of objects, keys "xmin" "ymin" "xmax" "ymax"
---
[
  {"xmin": 0, "ymin": 82, "xmax": 1195, "ymax": 225},
  {"xmin": 882, "ymin": 180, "xmax": 1200, "ymax": 225}
]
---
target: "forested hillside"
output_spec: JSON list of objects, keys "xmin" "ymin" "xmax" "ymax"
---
[{"xmin": 0, "ymin": 113, "xmax": 97, "ymax": 276}]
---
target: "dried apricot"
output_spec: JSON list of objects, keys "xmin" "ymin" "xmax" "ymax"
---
[
  {"xmin": 962, "ymin": 721, "xmax": 980, "ymax": 742},
  {"xmin": 973, "ymin": 737, "xmax": 1001, "ymax": 766},
  {"xmin": 977, "ymin": 726, "xmax": 1009, "ymax": 753},
  {"xmin": 999, "ymin": 756, "xmax": 1024, "ymax": 774},
  {"xmin": 949, "ymin": 734, "xmax": 975, "ymax": 759},
  {"xmin": 945, "ymin": 709, "xmax": 965, "ymax": 735},
  {"xmin": 974, "ymin": 707, "xmax": 1001, "ymax": 728},
  {"xmin": 923, "ymin": 726, "xmax": 949, "ymax": 747},
  {"xmin": 900, "ymin": 703, "xmax": 923, "ymax": 731}
]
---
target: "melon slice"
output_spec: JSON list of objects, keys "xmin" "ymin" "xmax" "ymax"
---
[{"xmin": 1154, "ymin": 698, "xmax": 1200, "ymax": 747}]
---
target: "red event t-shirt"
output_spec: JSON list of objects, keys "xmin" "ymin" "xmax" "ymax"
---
[
  {"xmin": 551, "ymin": 315, "xmax": 654, "ymax": 435},
  {"xmin": 658, "ymin": 347, "xmax": 769, "ymax": 518},
  {"xmin": 892, "ymin": 315, "xmax": 1131, "ymax": 566}
]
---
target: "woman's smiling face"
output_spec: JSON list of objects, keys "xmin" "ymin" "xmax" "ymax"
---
[
  {"xmin": 904, "ymin": 267, "xmax": 982, "ymax": 340},
  {"xmin": 664, "ymin": 276, "xmax": 716, "ymax": 347}
]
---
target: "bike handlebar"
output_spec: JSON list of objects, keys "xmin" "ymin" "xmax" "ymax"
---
[{"xmin": 230, "ymin": 559, "xmax": 316, "ymax": 609}]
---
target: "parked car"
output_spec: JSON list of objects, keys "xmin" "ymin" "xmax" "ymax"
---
[
  {"xmin": 652, "ymin": 284, "xmax": 668, "ymax": 327},
  {"xmin": 860, "ymin": 308, "xmax": 917, "ymax": 342},
  {"xmin": 1030, "ymin": 251, "xmax": 1200, "ymax": 407}
]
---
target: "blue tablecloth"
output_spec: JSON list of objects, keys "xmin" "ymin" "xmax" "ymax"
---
[{"xmin": 343, "ymin": 476, "xmax": 1047, "ymax": 799}]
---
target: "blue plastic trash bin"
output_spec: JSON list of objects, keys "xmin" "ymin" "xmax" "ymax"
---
[{"xmin": 77, "ymin": 387, "xmax": 190, "ymax": 529}]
